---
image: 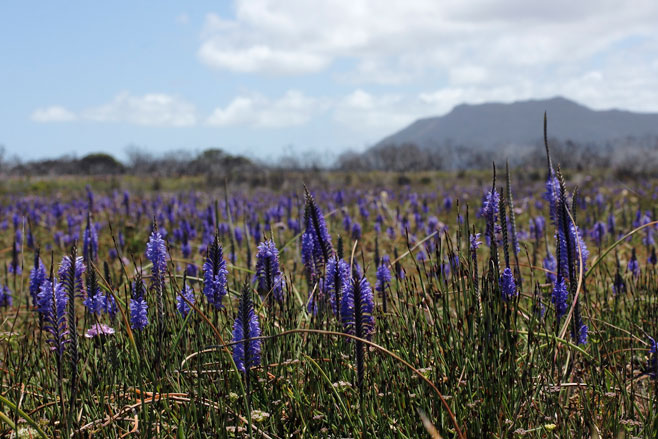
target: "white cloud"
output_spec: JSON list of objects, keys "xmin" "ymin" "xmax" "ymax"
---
[
  {"xmin": 31, "ymin": 106, "xmax": 77, "ymax": 122},
  {"xmin": 197, "ymin": 0, "xmax": 658, "ymax": 97},
  {"xmin": 333, "ymin": 89, "xmax": 418, "ymax": 133},
  {"xmin": 207, "ymin": 90, "xmax": 320, "ymax": 127},
  {"xmin": 83, "ymin": 92, "xmax": 197, "ymax": 126},
  {"xmin": 31, "ymin": 93, "xmax": 198, "ymax": 127}
]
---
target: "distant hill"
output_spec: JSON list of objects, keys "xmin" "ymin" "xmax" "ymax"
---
[
  {"xmin": 375, "ymin": 97, "xmax": 658, "ymax": 148},
  {"xmin": 341, "ymin": 97, "xmax": 658, "ymax": 171}
]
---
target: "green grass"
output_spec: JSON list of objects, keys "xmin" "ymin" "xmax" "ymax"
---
[{"xmin": 0, "ymin": 171, "xmax": 656, "ymax": 438}]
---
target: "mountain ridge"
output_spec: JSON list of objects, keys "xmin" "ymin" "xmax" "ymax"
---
[{"xmin": 373, "ymin": 96, "xmax": 658, "ymax": 150}]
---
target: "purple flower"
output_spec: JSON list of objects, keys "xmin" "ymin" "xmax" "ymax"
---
[
  {"xmin": 37, "ymin": 279, "xmax": 69, "ymax": 354},
  {"xmin": 104, "ymin": 292, "xmax": 117, "ymax": 317},
  {"xmin": 202, "ymin": 235, "xmax": 228, "ymax": 309},
  {"xmin": 351, "ymin": 222, "xmax": 362, "ymax": 240},
  {"xmin": 531, "ymin": 216, "xmax": 545, "ymax": 241},
  {"xmin": 551, "ymin": 277, "xmax": 569, "ymax": 320},
  {"xmin": 83, "ymin": 215, "xmax": 98, "ymax": 262},
  {"xmin": 146, "ymin": 228, "xmax": 169, "ymax": 288},
  {"xmin": 84, "ymin": 290, "xmax": 106, "ymax": 315},
  {"xmin": 576, "ymin": 324, "xmax": 588, "ymax": 345},
  {"xmin": 85, "ymin": 323, "xmax": 115, "ymax": 338},
  {"xmin": 176, "ymin": 283, "xmax": 195, "ymax": 318},
  {"xmin": 607, "ymin": 212, "xmax": 616, "ymax": 236},
  {"xmin": 129, "ymin": 278, "xmax": 148, "ymax": 331},
  {"xmin": 612, "ymin": 270, "xmax": 626, "ymax": 296},
  {"xmin": 255, "ymin": 240, "xmax": 284, "ymax": 303},
  {"xmin": 301, "ymin": 231, "xmax": 317, "ymax": 278},
  {"xmin": 470, "ymin": 233, "xmax": 482, "ymax": 251},
  {"xmin": 303, "ymin": 188, "xmax": 333, "ymax": 265},
  {"xmin": 341, "ymin": 275, "xmax": 375, "ymax": 341},
  {"xmin": 232, "ymin": 287, "xmax": 261, "ymax": 373},
  {"xmin": 29, "ymin": 254, "xmax": 47, "ymax": 307},
  {"xmin": 499, "ymin": 267, "xmax": 517, "ymax": 301},
  {"xmin": 58, "ymin": 255, "xmax": 86, "ymax": 298},
  {"xmin": 443, "ymin": 196, "xmax": 453, "ymax": 210},
  {"xmin": 9, "ymin": 239, "xmax": 21, "ymax": 275},
  {"xmin": 479, "ymin": 190, "xmax": 500, "ymax": 246},
  {"xmin": 375, "ymin": 263, "xmax": 391, "ymax": 294},
  {"xmin": 234, "ymin": 227, "xmax": 243, "ymax": 246},
  {"xmin": 558, "ymin": 223, "xmax": 589, "ymax": 276},
  {"xmin": 627, "ymin": 249, "xmax": 640, "ymax": 278},
  {"xmin": 0, "ymin": 285, "xmax": 12, "ymax": 307},
  {"xmin": 543, "ymin": 172, "xmax": 560, "ymax": 223},
  {"xmin": 640, "ymin": 212, "xmax": 654, "ymax": 246},
  {"xmin": 343, "ymin": 214, "xmax": 352, "ymax": 232},
  {"xmin": 591, "ymin": 221, "xmax": 606, "ymax": 246},
  {"xmin": 325, "ymin": 256, "xmax": 350, "ymax": 317}
]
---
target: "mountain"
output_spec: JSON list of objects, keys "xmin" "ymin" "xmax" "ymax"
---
[
  {"xmin": 374, "ymin": 97, "xmax": 658, "ymax": 150},
  {"xmin": 350, "ymin": 97, "xmax": 658, "ymax": 171}
]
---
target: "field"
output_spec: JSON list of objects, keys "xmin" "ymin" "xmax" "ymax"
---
[{"xmin": 0, "ymin": 157, "xmax": 657, "ymax": 438}]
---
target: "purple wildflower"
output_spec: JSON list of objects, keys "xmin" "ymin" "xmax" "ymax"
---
[
  {"xmin": 104, "ymin": 292, "xmax": 117, "ymax": 317},
  {"xmin": 325, "ymin": 256, "xmax": 350, "ymax": 317},
  {"xmin": 301, "ymin": 231, "xmax": 317, "ymax": 278},
  {"xmin": 58, "ymin": 255, "xmax": 86, "ymax": 298},
  {"xmin": 255, "ymin": 240, "xmax": 284, "ymax": 303},
  {"xmin": 341, "ymin": 275, "xmax": 375, "ymax": 341},
  {"xmin": 375, "ymin": 262, "xmax": 391, "ymax": 294},
  {"xmin": 84, "ymin": 290, "xmax": 106, "ymax": 315},
  {"xmin": 627, "ymin": 249, "xmax": 640, "ymax": 278},
  {"xmin": 9, "ymin": 239, "xmax": 21, "ymax": 275},
  {"xmin": 544, "ymin": 171, "xmax": 560, "ymax": 223},
  {"xmin": 558, "ymin": 223, "xmax": 589, "ymax": 276},
  {"xmin": 351, "ymin": 222, "xmax": 362, "ymax": 240},
  {"xmin": 37, "ymin": 279, "xmax": 69, "ymax": 354},
  {"xmin": 29, "ymin": 253, "xmax": 47, "ymax": 307},
  {"xmin": 0, "ymin": 284, "xmax": 12, "ymax": 307},
  {"xmin": 591, "ymin": 221, "xmax": 606, "ymax": 246},
  {"xmin": 612, "ymin": 270, "xmax": 627, "ymax": 296},
  {"xmin": 146, "ymin": 226, "xmax": 169, "ymax": 289},
  {"xmin": 480, "ymin": 189, "xmax": 500, "ymax": 240},
  {"xmin": 343, "ymin": 213, "xmax": 352, "ymax": 232},
  {"xmin": 607, "ymin": 212, "xmax": 616, "ymax": 236},
  {"xmin": 232, "ymin": 287, "xmax": 261, "ymax": 373},
  {"xmin": 531, "ymin": 216, "xmax": 545, "ymax": 241},
  {"xmin": 641, "ymin": 212, "xmax": 654, "ymax": 246},
  {"xmin": 470, "ymin": 233, "xmax": 482, "ymax": 251},
  {"xmin": 499, "ymin": 267, "xmax": 517, "ymax": 301},
  {"xmin": 303, "ymin": 188, "xmax": 333, "ymax": 265},
  {"xmin": 576, "ymin": 324, "xmax": 588, "ymax": 345},
  {"xmin": 176, "ymin": 283, "xmax": 195, "ymax": 318},
  {"xmin": 551, "ymin": 277, "xmax": 569, "ymax": 320},
  {"xmin": 202, "ymin": 235, "xmax": 228, "ymax": 309},
  {"xmin": 83, "ymin": 214, "xmax": 98, "ymax": 262},
  {"xmin": 85, "ymin": 323, "xmax": 115, "ymax": 338},
  {"xmin": 129, "ymin": 278, "xmax": 149, "ymax": 331}
]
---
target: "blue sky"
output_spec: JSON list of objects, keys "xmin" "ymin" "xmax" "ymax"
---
[{"xmin": 2, "ymin": 1, "xmax": 658, "ymax": 162}]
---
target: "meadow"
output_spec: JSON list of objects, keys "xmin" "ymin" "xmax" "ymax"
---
[{"xmin": 0, "ymin": 147, "xmax": 657, "ymax": 438}]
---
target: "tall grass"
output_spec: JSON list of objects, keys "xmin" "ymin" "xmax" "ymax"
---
[{"xmin": 0, "ymin": 165, "xmax": 656, "ymax": 438}]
